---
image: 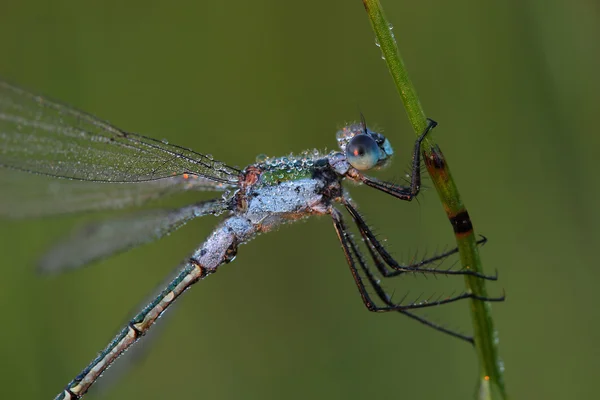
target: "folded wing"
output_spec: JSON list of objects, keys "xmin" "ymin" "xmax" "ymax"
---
[
  {"xmin": 39, "ymin": 199, "xmax": 228, "ymax": 273},
  {"xmin": 0, "ymin": 80, "xmax": 240, "ymax": 184}
]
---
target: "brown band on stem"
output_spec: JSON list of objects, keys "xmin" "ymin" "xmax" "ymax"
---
[{"xmin": 449, "ymin": 210, "xmax": 474, "ymax": 237}]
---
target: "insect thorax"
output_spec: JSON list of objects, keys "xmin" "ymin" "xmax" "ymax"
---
[{"xmin": 236, "ymin": 156, "xmax": 341, "ymax": 232}]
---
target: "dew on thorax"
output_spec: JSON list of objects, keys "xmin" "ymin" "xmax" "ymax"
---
[
  {"xmin": 335, "ymin": 123, "xmax": 364, "ymax": 151},
  {"xmin": 253, "ymin": 149, "xmax": 326, "ymax": 185}
]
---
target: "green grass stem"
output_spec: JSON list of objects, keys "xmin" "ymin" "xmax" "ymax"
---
[{"xmin": 361, "ymin": 2, "xmax": 507, "ymax": 399}]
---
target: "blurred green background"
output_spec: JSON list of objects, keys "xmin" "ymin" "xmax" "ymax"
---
[{"xmin": 1, "ymin": 1, "xmax": 598, "ymax": 399}]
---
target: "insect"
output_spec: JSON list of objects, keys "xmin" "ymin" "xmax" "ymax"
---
[{"xmin": 0, "ymin": 80, "xmax": 501, "ymax": 399}]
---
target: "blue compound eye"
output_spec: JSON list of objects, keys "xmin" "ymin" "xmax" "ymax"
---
[{"xmin": 346, "ymin": 134, "xmax": 381, "ymax": 171}]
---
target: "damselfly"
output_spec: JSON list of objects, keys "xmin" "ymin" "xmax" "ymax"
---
[{"xmin": 0, "ymin": 80, "xmax": 502, "ymax": 399}]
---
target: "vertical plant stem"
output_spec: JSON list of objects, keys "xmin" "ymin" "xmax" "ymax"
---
[{"xmin": 361, "ymin": 2, "xmax": 507, "ymax": 399}]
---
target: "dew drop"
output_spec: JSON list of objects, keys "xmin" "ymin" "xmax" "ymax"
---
[{"xmin": 213, "ymin": 161, "xmax": 224, "ymax": 172}]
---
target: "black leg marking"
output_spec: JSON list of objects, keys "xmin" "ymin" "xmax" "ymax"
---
[
  {"xmin": 343, "ymin": 201, "xmax": 496, "ymax": 280},
  {"xmin": 340, "ymin": 210, "xmax": 475, "ymax": 343},
  {"xmin": 331, "ymin": 209, "xmax": 503, "ymax": 343}
]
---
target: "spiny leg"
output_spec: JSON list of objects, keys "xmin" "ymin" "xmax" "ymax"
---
[
  {"xmin": 331, "ymin": 208, "xmax": 474, "ymax": 343},
  {"xmin": 346, "ymin": 216, "xmax": 475, "ymax": 344},
  {"xmin": 343, "ymin": 200, "xmax": 496, "ymax": 280},
  {"xmin": 331, "ymin": 209, "xmax": 503, "ymax": 341},
  {"xmin": 350, "ymin": 118, "xmax": 437, "ymax": 201}
]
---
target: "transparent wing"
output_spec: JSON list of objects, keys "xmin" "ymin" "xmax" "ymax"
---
[
  {"xmin": 0, "ymin": 168, "xmax": 233, "ymax": 218},
  {"xmin": 0, "ymin": 80, "xmax": 240, "ymax": 184},
  {"xmin": 39, "ymin": 199, "xmax": 228, "ymax": 274}
]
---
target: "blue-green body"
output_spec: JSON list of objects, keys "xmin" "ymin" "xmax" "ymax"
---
[{"xmin": 0, "ymin": 80, "xmax": 401, "ymax": 400}]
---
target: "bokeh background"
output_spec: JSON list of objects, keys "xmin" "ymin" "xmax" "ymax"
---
[{"xmin": 1, "ymin": 1, "xmax": 598, "ymax": 399}]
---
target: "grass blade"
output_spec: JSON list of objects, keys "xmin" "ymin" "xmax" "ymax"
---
[{"xmin": 361, "ymin": 2, "xmax": 507, "ymax": 399}]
